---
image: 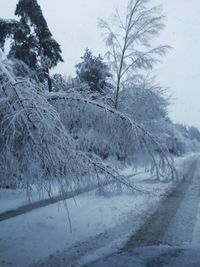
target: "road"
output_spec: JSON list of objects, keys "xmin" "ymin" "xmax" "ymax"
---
[
  {"xmin": 84, "ymin": 156, "xmax": 200, "ymax": 266},
  {"xmin": 124, "ymin": 157, "xmax": 200, "ymax": 248}
]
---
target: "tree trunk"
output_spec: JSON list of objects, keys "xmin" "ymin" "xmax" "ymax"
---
[
  {"xmin": 46, "ymin": 68, "xmax": 52, "ymax": 92},
  {"xmin": 114, "ymin": 80, "xmax": 120, "ymax": 109},
  {"xmin": 48, "ymin": 75, "xmax": 52, "ymax": 92}
]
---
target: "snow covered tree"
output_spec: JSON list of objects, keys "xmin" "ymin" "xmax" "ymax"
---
[
  {"xmin": 75, "ymin": 48, "xmax": 112, "ymax": 94},
  {"xmin": 0, "ymin": 16, "xmax": 38, "ymax": 70},
  {"xmin": 51, "ymin": 73, "xmax": 70, "ymax": 92},
  {"xmin": 0, "ymin": 19, "xmax": 20, "ymax": 49},
  {"xmin": 15, "ymin": 0, "xmax": 63, "ymax": 91},
  {"xmin": 118, "ymin": 76, "xmax": 169, "ymax": 125},
  {"xmin": 188, "ymin": 126, "xmax": 200, "ymax": 142},
  {"xmin": 99, "ymin": 0, "xmax": 170, "ymax": 109},
  {"xmin": 0, "ymin": 53, "xmax": 73, "ymax": 189},
  {"xmin": 0, "ymin": 0, "xmax": 63, "ymax": 92},
  {"xmin": 9, "ymin": 25, "xmax": 38, "ymax": 71}
]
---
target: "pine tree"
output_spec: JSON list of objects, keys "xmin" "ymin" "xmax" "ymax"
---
[
  {"xmin": 0, "ymin": 18, "xmax": 38, "ymax": 70},
  {"xmin": 9, "ymin": 22, "xmax": 38, "ymax": 70},
  {"xmin": 0, "ymin": 19, "xmax": 19, "ymax": 49},
  {"xmin": 75, "ymin": 48, "xmax": 112, "ymax": 94},
  {"xmin": 15, "ymin": 0, "xmax": 63, "ymax": 91},
  {"xmin": 0, "ymin": 0, "xmax": 63, "ymax": 91}
]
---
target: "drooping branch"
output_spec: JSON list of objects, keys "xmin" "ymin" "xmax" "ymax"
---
[{"xmin": 48, "ymin": 92, "xmax": 176, "ymax": 181}]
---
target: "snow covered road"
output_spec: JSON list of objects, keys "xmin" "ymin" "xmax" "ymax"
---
[
  {"xmin": 85, "ymin": 156, "xmax": 200, "ymax": 267},
  {"xmin": 124, "ymin": 157, "xmax": 200, "ymax": 248}
]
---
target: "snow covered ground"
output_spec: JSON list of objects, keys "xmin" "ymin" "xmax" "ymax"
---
[
  {"xmin": 84, "ymin": 245, "xmax": 200, "ymax": 267},
  {"xmin": 0, "ymin": 153, "xmax": 198, "ymax": 267}
]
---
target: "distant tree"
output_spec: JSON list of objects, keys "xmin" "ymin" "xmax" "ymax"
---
[
  {"xmin": 75, "ymin": 48, "xmax": 112, "ymax": 94},
  {"xmin": 52, "ymin": 73, "xmax": 70, "ymax": 92},
  {"xmin": 99, "ymin": 0, "xmax": 170, "ymax": 109},
  {"xmin": 0, "ymin": 0, "xmax": 63, "ymax": 91},
  {"xmin": 188, "ymin": 126, "xmax": 200, "ymax": 142}
]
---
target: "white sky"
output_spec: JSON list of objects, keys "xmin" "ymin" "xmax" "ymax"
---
[{"xmin": 1, "ymin": 0, "xmax": 200, "ymax": 128}]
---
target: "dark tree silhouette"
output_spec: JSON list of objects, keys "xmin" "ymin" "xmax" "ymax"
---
[
  {"xmin": 76, "ymin": 48, "xmax": 112, "ymax": 94},
  {"xmin": 0, "ymin": 0, "xmax": 63, "ymax": 91}
]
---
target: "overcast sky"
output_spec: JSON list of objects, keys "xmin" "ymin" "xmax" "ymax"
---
[{"xmin": 1, "ymin": 0, "xmax": 200, "ymax": 128}]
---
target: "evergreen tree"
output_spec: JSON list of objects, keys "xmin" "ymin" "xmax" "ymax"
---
[
  {"xmin": 0, "ymin": 18, "xmax": 38, "ymax": 70},
  {"xmin": 75, "ymin": 48, "xmax": 112, "ymax": 94},
  {"xmin": 0, "ymin": 19, "xmax": 19, "ymax": 49},
  {"xmin": 9, "ymin": 22, "xmax": 38, "ymax": 70},
  {"xmin": 0, "ymin": 0, "xmax": 63, "ymax": 91},
  {"xmin": 15, "ymin": 0, "xmax": 63, "ymax": 91}
]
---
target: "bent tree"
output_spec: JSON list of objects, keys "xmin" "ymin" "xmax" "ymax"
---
[{"xmin": 99, "ymin": 0, "xmax": 170, "ymax": 109}]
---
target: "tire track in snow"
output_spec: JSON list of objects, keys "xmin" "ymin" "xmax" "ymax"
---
[{"xmin": 123, "ymin": 157, "xmax": 200, "ymax": 250}]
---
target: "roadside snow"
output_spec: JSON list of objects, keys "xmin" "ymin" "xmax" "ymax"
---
[
  {"xmin": 0, "ymin": 189, "xmax": 27, "ymax": 213},
  {"xmin": 0, "ymin": 185, "xmax": 60, "ymax": 214},
  {"xmin": 0, "ymin": 152, "xmax": 195, "ymax": 214},
  {"xmin": 84, "ymin": 245, "xmax": 200, "ymax": 267}
]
